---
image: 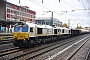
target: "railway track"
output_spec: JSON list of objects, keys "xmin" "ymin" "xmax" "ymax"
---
[
  {"xmin": 0, "ymin": 43, "xmax": 16, "ymax": 51},
  {"xmin": 0, "ymin": 34, "xmax": 89, "ymax": 60},
  {"xmin": 0, "ymin": 36, "xmax": 13, "ymax": 45},
  {"xmin": 0, "ymin": 47, "xmax": 19, "ymax": 56},
  {"xmin": 0, "ymin": 47, "xmax": 25, "ymax": 60},
  {"xmin": 5, "ymin": 34, "xmax": 88, "ymax": 60},
  {"xmin": 0, "ymin": 35, "xmax": 15, "ymax": 51},
  {"xmin": 46, "ymin": 34, "xmax": 90, "ymax": 60},
  {"xmin": 66, "ymin": 37, "xmax": 89, "ymax": 60}
]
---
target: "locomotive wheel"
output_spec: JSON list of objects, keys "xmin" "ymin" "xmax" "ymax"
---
[{"xmin": 13, "ymin": 43, "xmax": 18, "ymax": 47}]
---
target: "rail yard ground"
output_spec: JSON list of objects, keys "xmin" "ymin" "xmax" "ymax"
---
[{"xmin": 0, "ymin": 33, "xmax": 90, "ymax": 60}]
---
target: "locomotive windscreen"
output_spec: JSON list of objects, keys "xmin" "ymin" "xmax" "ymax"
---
[
  {"xmin": 22, "ymin": 25, "xmax": 28, "ymax": 32},
  {"xmin": 14, "ymin": 25, "xmax": 20, "ymax": 32}
]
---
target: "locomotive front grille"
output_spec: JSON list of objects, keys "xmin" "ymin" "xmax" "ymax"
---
[
  {"xmin": 13, "ymin": 32, "xmax": 29, "ymax": 40},
  {"xmin": 17, "ymin": 33, "xmax": 24, "ymax": 40}
]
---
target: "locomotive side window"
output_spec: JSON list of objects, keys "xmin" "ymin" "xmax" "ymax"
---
[
  {"xmin": 30, "ymin": 28, "xmax": 33, "ymax": 32},
  {"xmin": 59, "ymin": 29, "xmax": 61, "ymax": 32},
  {"xmin": 58, "ymin": 29, "xmax": 61, "ymax": 32},
  {"xmin": 58, "ymin": 29, "xmax": 59, "ymax": 32},
  {"xmin": 54, "ymin": 29, "xmax": 57, "ymax": 34},
  {"xmin": 37, "ymin": 28, "xmax": 42, "ymax": 34},
  {"xmin": 62, "ymin": 29, "xmax": 64, "ymax": 33},
  {"xmin": 69, "ymin": 30, "xmax": 71, "ymax": 33}
]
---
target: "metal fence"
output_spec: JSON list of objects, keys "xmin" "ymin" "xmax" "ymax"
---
[{"xmin": 0, "ymin": 27, "xmax": 12, "ymax": 33}]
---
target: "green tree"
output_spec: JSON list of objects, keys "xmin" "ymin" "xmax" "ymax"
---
[{"xmin": 62, "ymin": 23, "xmax": 68, "ymax": 28}]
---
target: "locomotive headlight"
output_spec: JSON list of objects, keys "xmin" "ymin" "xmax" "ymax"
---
[
  {"xmin": 13, "ymin": 36, "xmax": 17, "ymax": 40},
  {"xmin": 14, "ymin": 36, "xmax": 16, "ymax": 38},
  {"xmin": 24, "ymin": 36, "xmax": 28, "ymax": 38},
  {"xmin": 24, "ymin": 36, "xmax": 28, "ymax": 39},
  {"xmin": 24, "ymin": 36, "xmax": 28, "ymax": 40}
]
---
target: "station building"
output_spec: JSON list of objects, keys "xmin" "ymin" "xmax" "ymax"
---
[
  {"xmin": 0, "ymin": 0, "xmax": 36, "ymax": 23},
  {"xmin": 36, "ymin": 17, "xmax": 62, "ymax": 27},
  {"xmin": 0, "ymin": 0, "xmax": 36, "ymax": 33}
]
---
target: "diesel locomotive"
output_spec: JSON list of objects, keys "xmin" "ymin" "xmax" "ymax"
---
[{"xmin": 12, "ymin": 22, "xmax": 89, "ymax": 47}]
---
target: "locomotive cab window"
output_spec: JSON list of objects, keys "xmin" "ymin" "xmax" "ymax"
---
[
  {"xmin": 37, "ymin": 28, "xmax": 42, "ymax": 34},
  {"xmin": 30, "ymin": 27, "xmax": 33, "ymax": 32},
  {"xmin": 54, "ymin": 29, "xmax": 57, "ymax": 34}
]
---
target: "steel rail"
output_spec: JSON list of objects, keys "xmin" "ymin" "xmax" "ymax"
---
[
  {"xmin": 66, "ymin": 37, "xmax": 90, "ymax": 60},
  {"xmin": 11, "ymin": 35, "xmax": 86, "ymax": 60}
]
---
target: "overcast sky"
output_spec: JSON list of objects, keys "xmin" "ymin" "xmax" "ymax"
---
[{"xmin": 7, "ymin": 0, "xmax": 90, "ymax": 28}]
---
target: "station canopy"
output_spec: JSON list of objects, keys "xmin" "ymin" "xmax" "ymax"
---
[{"xmin": 0, "ymin": 20, "xmax": 18, "ymax": 24}]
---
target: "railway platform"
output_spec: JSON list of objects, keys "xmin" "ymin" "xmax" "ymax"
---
[{"xmin": 0, "ymin": 33, "xmax": 12, "ymax": 36}]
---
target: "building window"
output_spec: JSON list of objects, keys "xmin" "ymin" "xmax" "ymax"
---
[
  {"xmin": 38, "ymin": 22, "xmax": 41, "ymax": 24},
  {"xmin": 14, "ymin": 11, "xmax": 16, "ymax": 14},
  {"xmin": 46, "ymin": 22, "xmax": 49, "ymax": 25},
  {"xmin": 6, "ymin": 3, "xmax": 10, "ymax": 7},
  {"xmin": 34, "ymin": 12, "xmax": 36, "ymax": 15},
  {"xmin": 30, "ymin": 19, "xmax": 32, "ymax": 21},
  {"xmin": 31, "ymin": 15, "xmax": 32, "ymax": 18},
  {"xmin": 42, "ymin": 22, "xmax": 45, "ymax": 25},
  {"xmin": 34, "ymin": 16, "xmax": 36, "ymax": 18},
  {"xmin": 16, "ymin": 16, "xmax": 19, "ymax": 19},
  {"xmin": 11, "ymin": 15, "xmax": 13, "ymax": 18},
  {"xmin": 7, "ymin": 9, "xmax": 10, "ymax": 13},
  {"xmin": 50, "ymin": 22, "xmax": 52, "ymax": 25},
  {"xmin": 11, "ymin": 10, "xmax": 13, "ymax": 13},
  {"xmin": 7, "ymin": 14, "xmax": 10, "ymax": 18}
]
